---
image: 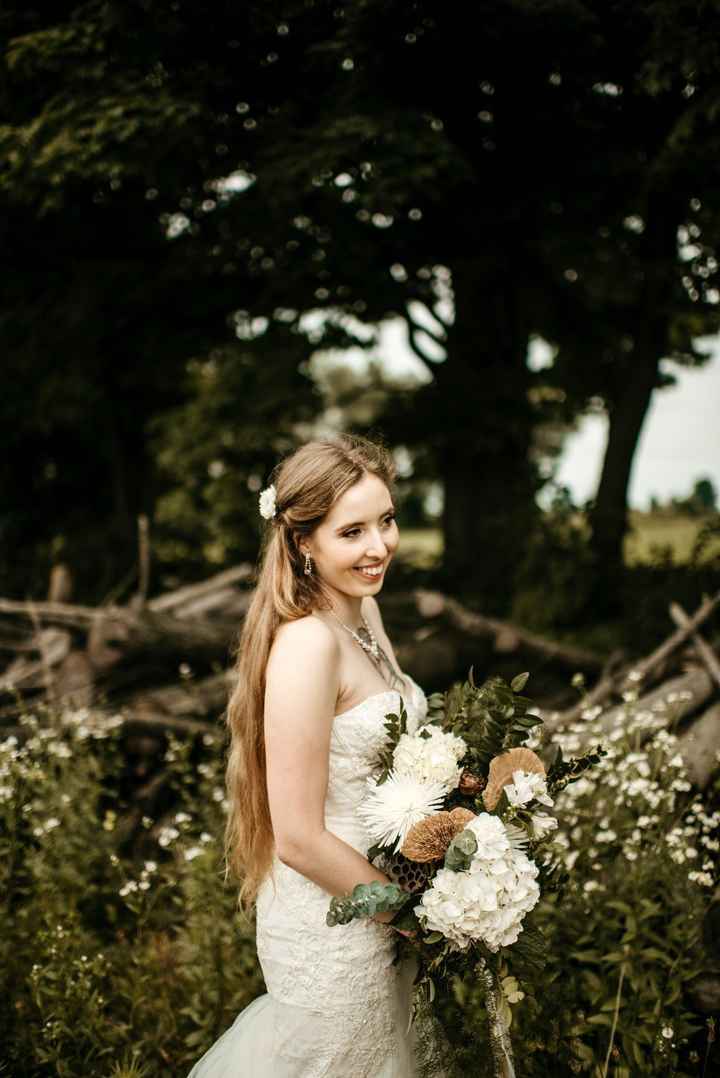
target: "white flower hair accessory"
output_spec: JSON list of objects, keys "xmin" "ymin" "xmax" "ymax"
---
[{"xmin": 258, "ymin": 484, "xmax": 277, "ymax": 520}]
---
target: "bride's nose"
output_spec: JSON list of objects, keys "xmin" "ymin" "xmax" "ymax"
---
[{"xmin": 365, "ymin": 529, "xmax": 389, "ymax": 559}]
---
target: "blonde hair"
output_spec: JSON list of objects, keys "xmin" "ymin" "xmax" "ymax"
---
[{"xmin": 223, "ymin": 433, "xmax": 397, "ymax": 916}]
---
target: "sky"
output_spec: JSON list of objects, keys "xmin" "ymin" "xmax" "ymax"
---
[
  {"xmin": 312, "ymin": 315, "xmax": 720, "ymax": 512},
  {"xmin": 537, "ymin": 335, "xmax": 720, "ymax": 510}
]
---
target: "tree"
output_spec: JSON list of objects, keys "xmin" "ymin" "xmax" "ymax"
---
[
  {"xmin": 536, "ymin": 1, "xmax": 720, "ymax": 590},
  {"xmin": 3, "ymin": 1, "xmax": 718, "ymax": 610}
]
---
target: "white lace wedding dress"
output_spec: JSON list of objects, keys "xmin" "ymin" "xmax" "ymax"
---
[{"xmin": 187, "ymin": 673, "xmax": 448, "ymax": 1078}]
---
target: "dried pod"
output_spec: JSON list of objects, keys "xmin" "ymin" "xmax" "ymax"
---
[
  {"xmin": 378, "ymin": 851, "xmax": 435, "ymax": 893},
  {"xmin": 401, "ymin": 806, "xmax": 476, "ymax": 863},
  {"xmin": 482, "ymin": 747, "xmax": 546, "ymax": 811},
  {"xmin": 458, "ymin": 769, "xmax": 486, "ymax": 795}
]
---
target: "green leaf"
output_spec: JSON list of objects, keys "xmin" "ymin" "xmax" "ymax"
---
[
  {"xmin": 586, "ymin": 1014, "xmax": 614, "ymax": 1027},
  {"xmin": 511, "ymin": 671, "xmax": 530, "ymax": 692}
]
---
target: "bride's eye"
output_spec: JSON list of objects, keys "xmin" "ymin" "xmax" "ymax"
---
[{"xmin": 343, "ymin": 513, "xmax": 396, "ymax": 539}]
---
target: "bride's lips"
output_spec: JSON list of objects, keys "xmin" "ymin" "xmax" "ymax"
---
[{"xmin": 352, "ymin": 561, "xmax": 387, "ymax": 581}]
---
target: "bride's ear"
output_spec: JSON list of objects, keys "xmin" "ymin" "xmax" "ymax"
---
[{"xmin": 294, "ymin": 534, "xmax": 310, "ymax": 559}]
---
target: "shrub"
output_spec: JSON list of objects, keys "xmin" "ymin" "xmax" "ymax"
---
[
  {"xmin": 2, "ymin": 685, "xmax": 717, "ymax": 1076},
  {"xmin": 0, "ymin": 706, "xmax": 263, "ymax": 1078}
]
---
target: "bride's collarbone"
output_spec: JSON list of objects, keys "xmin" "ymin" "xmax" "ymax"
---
[
  {"xmin": 335, "ymin": 672, "xmax": 390, "ymax": 717},
  {"xmin": 334, "ymin": 662, "xmax": 407, "ymax": 718}
]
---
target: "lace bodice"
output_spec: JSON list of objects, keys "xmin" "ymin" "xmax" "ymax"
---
[{"xmin": 254, "ymin": 673, "xmax": 429, "ymax": 1077}]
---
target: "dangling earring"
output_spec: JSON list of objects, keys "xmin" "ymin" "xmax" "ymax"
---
[{"xmin": 304, "ymin": 551, "xmax": 313, "ymax": 576}]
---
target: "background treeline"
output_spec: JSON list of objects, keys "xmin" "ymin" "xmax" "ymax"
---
[{"xmin": 1, "ymin": 0, "xmax": 719, "ymax": 631}]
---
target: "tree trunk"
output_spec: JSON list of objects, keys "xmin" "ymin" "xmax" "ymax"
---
[
  {"xmin": 588, "ymin": 347, "xmax": 658, "ymax": 572},
  {"xmin": 436, "ymin": 255, "xmax": 538, "ymax": 611},
  {"xmin": 588, "ymin": 196, "xmax": 680, "ymax": 593}
]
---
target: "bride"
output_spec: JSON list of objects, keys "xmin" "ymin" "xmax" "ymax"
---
[{"xmin": 187, "ymin": 434, "xmax": 443, "ymax": 1078}]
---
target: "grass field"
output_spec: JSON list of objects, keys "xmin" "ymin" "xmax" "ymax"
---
[{"xmin": 397, "ymin": 510, "xmax": 720, "ymax": 570}]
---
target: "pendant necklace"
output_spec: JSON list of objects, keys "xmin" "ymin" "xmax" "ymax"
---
[{"xmin": 328, "ymin": 611, "xmax": 405, "ymax": 692}]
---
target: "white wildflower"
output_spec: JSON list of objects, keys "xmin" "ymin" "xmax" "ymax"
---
[
  {"xmin": 158, "ymin": 825, "xmax": 180, "ymax": 848},
  {"xmin": 529, "ymin": 813, "xmax": 558, "ymax": 841},
  {"xmin": 503, "ymin": 770, "xmax": 554, "ymax": 809},
  {"xmin": 688, "ymin": 870, "xmax": 713, "ymax": 887},
  {"xmin": 596, "ymin": 830, "xmax": 617, "ymax": 843}
]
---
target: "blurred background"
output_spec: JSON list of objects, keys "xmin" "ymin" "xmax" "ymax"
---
[{"xmin": 2, "ymin": 0, "xmax": 718, "ymax": 648}]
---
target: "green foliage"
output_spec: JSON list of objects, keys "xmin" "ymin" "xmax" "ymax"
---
[
  {"xmin": 0, "ymin": 706, "xmax": 264, "ymax": 1077},
  {"xmin": 6, "ymin": 1, "xmax": 720, "ymax": 604},
  {"xmin": 2, "ymin": 674, "xmax": 718, "ymax": 1076},
  {"xmin": 371, "ymin": 695, "xmax": 409, "ymax": 786},
  {"xmin": 429, "ymin": 669, "xmax": 543, "ymax": 776},
  {"xmin": 545, "ymin": 742, "xmax": 607, "ymax": 797},
  {"xmin": 326, "ymin": 881, "xmax": 410, "ymax": 926},
  {"xmin": 435, "ymin": 688, "xmax": 718, "ymax": 1076},
  {"xmin": 443, "ymin": 828, "xmax": 478, "ymax": 872},
  {"xmin": 510, "ymin": 504, "xmax": 598, "ymax": 631}
]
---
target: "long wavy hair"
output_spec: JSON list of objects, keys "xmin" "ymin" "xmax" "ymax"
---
[{"xmin": 224, "ymin": 433, "xmax": 397, "ymax": 916}]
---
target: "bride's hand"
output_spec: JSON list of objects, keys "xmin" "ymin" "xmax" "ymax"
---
[{"xmin": 372, "ymin": 907, "xmax": 398, "ymax": 925}]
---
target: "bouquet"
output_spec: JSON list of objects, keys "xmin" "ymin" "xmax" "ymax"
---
[{"xmin": 326, "ymin": 669, "xmax": 606, "ymax": 1077}]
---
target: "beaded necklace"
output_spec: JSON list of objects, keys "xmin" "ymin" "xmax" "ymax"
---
[{"xmin": 328, "ymin": 611, "xmax": 405, "ymax": 692}]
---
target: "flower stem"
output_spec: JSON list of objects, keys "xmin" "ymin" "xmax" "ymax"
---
[{"xmin": 601, "ymin": 961, "xmax": 626, "ymax": 1078}]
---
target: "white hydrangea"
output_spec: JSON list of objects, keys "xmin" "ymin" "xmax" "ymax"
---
[
  {"xmin": 503, "ymin": 769, "xmax": 554, "ymax": 809},
  {"xmin": 392, "ymin": 725, "xmax": 467, "ymax": 790},
  {"xmin": 416, "ymin": 813, "xmax": 541, "ymax": 951}
]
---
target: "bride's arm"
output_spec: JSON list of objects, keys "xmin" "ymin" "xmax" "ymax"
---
[{"xmin": 264, "ymin": 616, "xmax": 397, "ymax": 924}]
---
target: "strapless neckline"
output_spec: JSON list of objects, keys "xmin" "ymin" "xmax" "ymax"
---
[{"xmin": 333, "ymin": 674, "xmax": 418, "ymax": 721}]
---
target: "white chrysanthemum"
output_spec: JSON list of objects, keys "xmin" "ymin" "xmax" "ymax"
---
[
  {"xmin": 258, "ymin": 484, "xmax": 277, "ymax": 520},
  {"xmin": 505, "ymin": 821, "xmax": 532, "ymax": 851},
  {"xmin": 503, "ymin": 769, "xmax": 554, "ymax": 808},
  {"xmin": 416, "ymin": 813, "xmax": 540, "ymax": 951},
  {"xmin": 357, "ymin": 770, "xmax": 447, "ymax": 853},
  {"xmin": 392, "ymin": 726, "xmax": 467, "ymax": 790}
]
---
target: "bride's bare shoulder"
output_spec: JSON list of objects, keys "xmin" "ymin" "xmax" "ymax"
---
[
  {"xmin": 265, "ymin": 616, "xmax": 341, "ymax": 717},
  {"xmin": 269, "ymin": 614, "xmax": 339, "ymax": 667}
]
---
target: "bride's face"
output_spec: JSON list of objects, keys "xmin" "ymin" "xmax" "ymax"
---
[{"xmin": 301, "ymin": 473, "xmax": 399, "ymax": 598}]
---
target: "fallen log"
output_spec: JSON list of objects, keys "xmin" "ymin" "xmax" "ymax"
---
[
  {"xmin": 411, "ymin": 589, "xmax": 605, "ymax": 671},
  {"xmin": 545, "ymin": 592, "xmax": 720, "ymax": 730},
  {"xmin": 669, "ymin": 601, "xmax": 720, "ymax": 690},
  {"xmin": 0, "ymin": 628, "xmax": 71, "ymax": 692},
  {"xmin": 616, "ymin": 590, "xmax": 720, "ymax": 693},
  {"xmin": 676, "ymin": 702, "xmax": 720, "ymax": 789},
  {"xmin": 541, "ymin": 667, "xmax": 715, "ymax": 740}
]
